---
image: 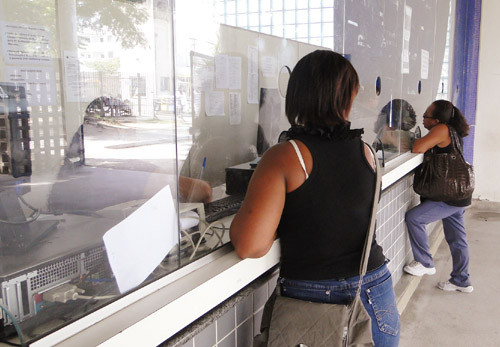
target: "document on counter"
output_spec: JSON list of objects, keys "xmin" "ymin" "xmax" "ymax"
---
[{"xmin": 103, "ymin": 185, "xmax": 178, "ymax": 293}]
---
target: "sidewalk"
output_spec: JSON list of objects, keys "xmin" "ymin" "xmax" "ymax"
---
[{"xmin": 399, "ymin": 201, "xmax": 500, "ymax": 347}]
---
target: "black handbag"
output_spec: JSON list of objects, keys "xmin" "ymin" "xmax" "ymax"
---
[
  {"xmin": 413, "ymin": 128, "xmax": 474, "ymax": 201},
  {"xmin": 254, "ymin": 144, "xmax": 381, "ymax": 347}
]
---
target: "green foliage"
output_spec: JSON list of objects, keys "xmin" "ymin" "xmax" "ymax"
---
[
  {"xmin": 8, "ymin": 0, "xmax": 149, "ymax": 49},
  {"xmin": 84, "ymin": 58, "xmax": 121, "ymax": 73}
]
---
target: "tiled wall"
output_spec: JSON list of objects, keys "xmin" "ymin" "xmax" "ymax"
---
[{"xmin": 165, "ymin": 173, "xmax": 421, "ymax": 347}]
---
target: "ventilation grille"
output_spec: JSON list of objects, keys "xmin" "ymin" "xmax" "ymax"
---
[
  {"xmin": 30, "ymin": 255, "xmax": 80, "ymax": 291},
  {"xmin": 83, "ymin": 246, "xmax": 106, "ymax": 272}
]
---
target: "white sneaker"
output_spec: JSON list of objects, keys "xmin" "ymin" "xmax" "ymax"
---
[
  {"xmin": 437, "ymin": 281, "xmax": 474, "ymax": 293},
  {"xmin": 403, "ymin": 261, "xmax": 436, "ymax": 276}
]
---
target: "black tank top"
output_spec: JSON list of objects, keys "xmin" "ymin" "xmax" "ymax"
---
[{"xmin": 277, "ymin": 131, "xmax": 385, "ymax": 280}]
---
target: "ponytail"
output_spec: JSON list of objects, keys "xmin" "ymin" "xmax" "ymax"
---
[
  {"xmin": 448, "ymin": 105, "xmax": 469, "ymax": 137},
  {"xmin": 431, "ymin": 100, "xmax": 470, "ymax": 137}
]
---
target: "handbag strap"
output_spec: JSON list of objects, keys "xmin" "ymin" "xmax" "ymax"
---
[
  {"xmin": 354, "ymin": 143, "xmax": 381, "ymax": 297},
  {"xmin": 448, "ymin": 127, "xmax": 465, "ymax": 158}
]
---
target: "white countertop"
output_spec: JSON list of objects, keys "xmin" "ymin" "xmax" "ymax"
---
[{"xmin": 33, "ymin": 153, "xmax": 423, "ymax": 347}]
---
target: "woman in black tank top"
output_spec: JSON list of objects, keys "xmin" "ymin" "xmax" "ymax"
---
[
  {"xmin": 230, "ymin": 50, "xmax": 400, "ymax": 346},
  {"xmin": 404, "ymin": 100, "xmax": 474, "ymax": 293}
]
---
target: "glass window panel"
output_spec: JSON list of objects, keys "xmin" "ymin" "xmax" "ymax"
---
[
  {"xmin": 272, "ymin": 0, "xmax": 283, "ymax": 11},
  {"xmin": 310, "ymin": 23, "xmax": 321, "ymax": 37},
  {"xmin": 248, "ymin": 0, "xmax": 259, "ymax": 12},
  {"xmin": 261, "ymin": 1, "xmax": 271, "ymax": 12},
  {"xmin": 296, "ymin": 0, "xmax": 309, "ymax": 9},
  {"xmin": 310, "ymin": 9, "xmax": 322, "ymax": 22},
  {"xmin": 310, "ymin": 37, "xmax": 323, "ymax": 46},
  {"xmin": 249, "ymin": 13, "xmax": 259, "ymax": 26},
  {"xmin": 309, "ymin": 0, "xmax": 322, "ymax": 8},
  {"xmin": 322, "ymin": 8, "xmax": 334, "ymax": 21},
  {"xmin": 227, "ymin": 14, "xmax": 236, "ymax": 25},
  {"xmin": 272, "ymin": 11, "xmax": 283, "ymax": 26},
  {"xmin": 260, "ymin": 26, "xmax": 272, "ymax": 34},
  {"xmin": 296, "ymin": 9, "xmax": 308, "ymax": 24},
  {"xmin": 226, "ymin": 0, "xmax": 236, "ymax": 14},
  {"xmin": 284, "ymin": 0, "xmax": 295, "ymax": 10},
  {"xmin": 284, "ymin": 10, "xmax": 295, "ymax": 24},
  {"xmin": 323, "ymin": 0, "xmax": 334, "ymax": 7},
  {"xmin": 322, "ymin": 22, "xmax": 334, "ymax": 36},
  {"xmin": 296, "ymin": 24, "xmax": 308, "ymax": 37},
  {"xmin": 284, "ymin": 24, "xmax": 296, "ymax": 38},
  {"xmin": 272, "ymin": 25, "xmax": 284, "ymax": 36},
  {"xmin": 261, "ymin": 12, "xmax": 271, "ymax": 25},
  {"xmin": 237, "ymin": 14, "xmax": 248, "ymax": 27},
  {"xmin": 237, "ymin": 0, "xmax": 248, "ymax": 13}
]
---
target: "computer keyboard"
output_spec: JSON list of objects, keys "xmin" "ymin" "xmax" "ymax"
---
[{"xmin": 204, "ymin": 194, "xmax": 244, "ymax": 223}]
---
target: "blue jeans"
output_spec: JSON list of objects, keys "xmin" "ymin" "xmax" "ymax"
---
[
  {"xmin": 405, "ymin": 200, "xmax": 471, "ymax": 287},
  {"xmin": 279, "ymin": 263, "xmax": 400, "ymax": 347}
]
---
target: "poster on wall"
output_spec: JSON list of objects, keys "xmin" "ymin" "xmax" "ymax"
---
[
  {"xmin": 401, "ymin": 6, "xmax": 412, "ymax": 74},
  {"xmin": 1, "ymin": 22, "xmax": 53, "ymax": 65},
  {"xmin": 63, "ymin": 50, "xmax": 82, "ymax": 102},
  {"xmin": 4, "ymin": 66, "xmax": 56, "ymax": 106}
]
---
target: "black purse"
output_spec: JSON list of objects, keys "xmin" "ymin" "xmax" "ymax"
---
[{"xmin": 413, "ymin": 128, "xmax": 474, "ymax": 201}]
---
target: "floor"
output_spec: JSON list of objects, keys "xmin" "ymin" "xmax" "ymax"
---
[{"xmin": 399, "ymin": 201, "xmax": 500, "ymax": 347}]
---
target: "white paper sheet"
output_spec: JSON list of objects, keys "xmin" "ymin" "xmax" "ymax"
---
[
  {"xmin": 5, "ymin": 66, "xmax": 56, "ymax": 106},
  {"xmin": 227, "ymin": 56, "xmax": 242, "ymax": 90},
  {"xmin": 1, "ymin": 22, "xmax": 52, "ymax": 65},
  {"xmin": 229, "ymin": 92, "xmax": 241, "ymax": 125},
  {"xmin": 63, "ymin": 51, "xmax": 82, "ymax": 102},
  {"xmin": 261, "ymin": 56, "xmax": 277, "ymax": 78},
  {"xmin": 247, "ymin": 46, "xmax": 259, "ymax": 104},
  {"xmin": 401, "ymin": 5, "xmax": 412, "ymax": 74},
  {"xmin": 205, "ymin": 91, "xmax": 225, "ymax": 116},
  {"xmin": 421, "ymin": 49, "xmax": 429, "ymax": 80},
  {"xmin": 103, "ymin": 185, "xmax": 178, "ymax": 293},
  {"xmin": 215, "ymin": 54, "xmax": 229, "ymax": 89}
]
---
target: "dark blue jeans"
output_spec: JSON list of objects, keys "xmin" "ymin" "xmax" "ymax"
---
[{"xmin": 279, "ymin": 263, "xmax": 400, "ymax": 347}]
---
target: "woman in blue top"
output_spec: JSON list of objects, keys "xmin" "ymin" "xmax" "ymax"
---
[
  {"xmin": 230, "ymin": 50, "xmax": 400, "ymax": 346},
  {"xmin": 404, "ymin": 100, "xmax": 473, "ymax": 293}
]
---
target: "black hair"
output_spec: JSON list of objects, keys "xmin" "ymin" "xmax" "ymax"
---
[
  {"xmin": 285, "ymin": 50, "xmax": 359, "ymax": 128},
  {"xmin": 431, "ymin": 99, "xmax": 469, "ymax": 137},
  {"xmin": 374, "ymin": 98, "xmax": 417, "ymax": 133}
]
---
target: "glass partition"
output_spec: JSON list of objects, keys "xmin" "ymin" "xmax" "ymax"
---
[{"xmin": 0, "ymin": 0, "xmax": 450, "ymax": 344}]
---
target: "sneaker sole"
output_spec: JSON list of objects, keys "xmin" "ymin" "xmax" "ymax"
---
[
  {"xmin": 437, "ymin": 284, "xmax": 474, "ymax": 293},
  {"xmin": 403, "ymin": 266, "xmax": 436, "ymax": 276}
]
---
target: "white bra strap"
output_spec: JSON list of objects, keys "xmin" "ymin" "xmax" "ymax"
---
[{"xmin": 289, "ymin": 139, "xmax": 309, "ymax": 179}]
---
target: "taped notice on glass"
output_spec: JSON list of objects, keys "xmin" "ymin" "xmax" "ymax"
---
[{"xmin": 1, "ymin": 22, "xmax": 52, "ymax": 65}]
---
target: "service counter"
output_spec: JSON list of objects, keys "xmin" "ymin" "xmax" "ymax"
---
[{"xmin": 26, "ymin": 153, "xmax": 423, "ymax": 347}]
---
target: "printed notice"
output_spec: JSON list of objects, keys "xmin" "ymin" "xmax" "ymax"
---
[
  {"xmin": 1, "ymin": 22, "xmax": 52, "ymax": 65},
  {"xmin": 63, "ymin": 51, "xmax": 82, "ymax": 102},
  {"xmin": 421, "ymin": 49, "xmax": 429, "ymax": 80},
  {"xmin": 215, "ymin": 54, "xmax": 242, "ymax": 90},
  {"xmin": 247, "ymin": 46, "xmax": 259, "ymax": 104},
  {"xmin": 227, "ymin": 56, "xmax": 242, "ymax": 90},
  {"xmin": 401, "ymin": 5, "xmax": 412, "ymax": 74},
  {"xmin": 215, "ymin": 54, "xmax": 229, "ymax": 89},
  {"xmin": 261, "ymin": 56, "xmax": 277, "ymax": 78},
  {"xmin": 229, "ymin": 92, "xmax": 241, "ymax": 125},
  {"xmin": 205, "ymin": 91, "xmax": 225, "ymax": 116},
  {"xmin": 5, "ymin": 66, "xmax": 56, "ymax": 106},
  {"xmin": 103, "ymin": 185, "xmax": 178, "ymax": 293}
]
